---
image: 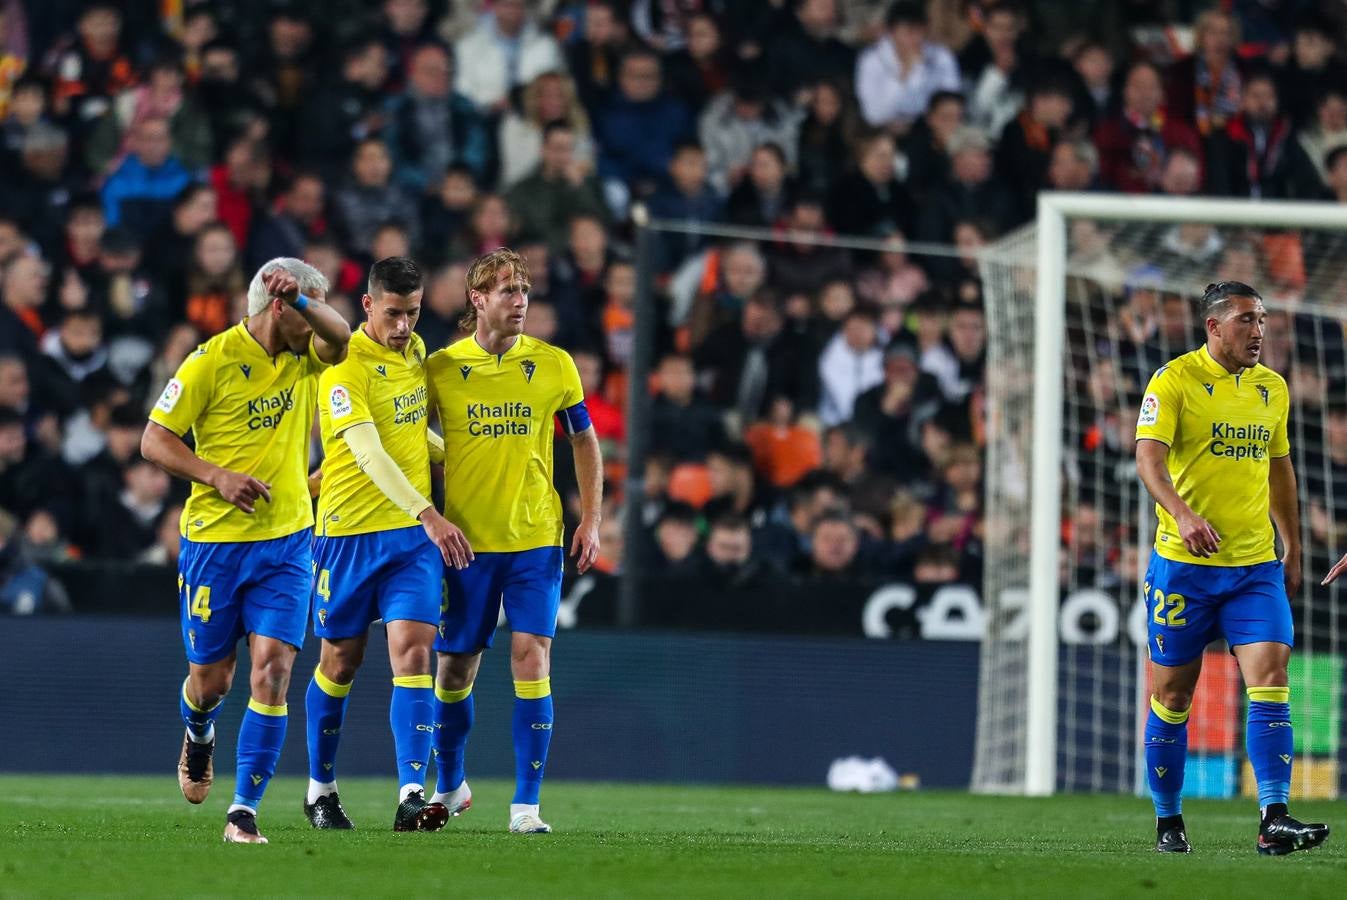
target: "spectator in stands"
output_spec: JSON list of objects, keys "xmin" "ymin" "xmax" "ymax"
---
[
  {"xmin": 415, "ymin": 260, "xmax": 465, "ymax": 351},
  {"xmin": 703, "ymin": 444, "xmax": 762, "ymax": 521},
  {"xmin": 597, "ymin": 258, "xmax": 636, "ymax": 370},
  {"xmin": 796, "ymin": 78, "xmax": 862, "ymax": 197},
  {"xmin": 767, "ymin": 195, "xmax": 852, "ymax": 297},
  {"xmin": 298, "ymin": 37, "xmax": 388, "ymax": 180},
  {"xmin": 699, "ymin": 513, "xmax": 774, "ymax": 588},
  {"xmin": 652, "ymin": 500, "xmax": 701, "ymax": 575},
  {"xmin": 828, "ymin": 131, "xmax": 912, "ymax": 237},
  {"xmin": 450, "ymin": 192, "xmax": 512, "ymax": 260},
  {"xmin": 41, "ymin": 2, "xmax": 136, "ymax": 127},
  {"xmin": 31, "ymin": 308, "xmax": 107, "ymax": 418},
  {"xmin": 1277, "ymin": 13, "xmax": 1346, "ymax": 130},
  {"xmin": 0, "ymin": 508, "xmax": 70, "ymax": 615},
  {"xmin": 917, "ymin": 125, "xmax": 1012, "ymax": 242},
  {"xmin": 0, "ymin": 407, "xmax": 74, "ymax": 530},
  {"xmin": 147, "ymin": 184, "xmax": 215, "ymax": 291},
  {"xmin": 822, "ymin": 423, "xmax": 871, "ymax": 486},
  {"xmin": 673, "ymin": 16, "xmax": 744, "ymax": 121},
  {"xmin": 697, "ymin": 290, "xmax": 818, "ymax": 422},
  {"xmin": 180, "ymin": 223, "xmax": 244, "ymax": 338},
  {"xmin": 647, "ymin": 141, "xmax": 722, "ymax": 271},
  {"xmin": 1298, "ymin": 86, "xmax": 1347, "ymax": 190},
  {"xmin": 0, "ymin": 123, "xmax": 76, "ymax": 254},
  {"xmin": 1044, "ymin": 138, "xmax": 1099, "ymax": 193},
  {"xmin": 195, "ymin": 39, "xmax": 267, "ymax": 150},
  {"xmin": 1165, "ymin": 8, "xmax": 1242, "ymax": 137},
  {"xmin": 925, "ymin": 441, "xmax": 981, "ymax": 552},
  {"xmin": 698, "ymin": 75, "xmax": 803, "ymax": 196},
  {"xmin": 23, "ymin": 507, "xmax": 78, "ymax": 567},
  {"xmin": 997, "ymin": 77, "xmax": 1075, "ymax": 224},
  {"xmin": 804, "ymin": 509, "xmax": 863, "ymax": 577},
  {"xmin": 744, "ymin": 394, "xmax": 822, "ymax": 489},
  {"xmin": 852, "ymin": 341, "xmax": 942, "ymax": 479},
  {"xmin": 452, "ymin": 0, "xmax": 562, "ymax": 115},
  {"xmin": 85, "ymin": 58, "xmax": 212, "ymax": 176},
  {"xmin": 552, "ymin": 212, "xmax": 612, "ymax": 329},
  {"xmin": 960, "ymin": 1, "xmax": 1034, "ymax": 138},
  {"xmin": 506, "ymin": 121, "xmax": 608, "ymax": 257},
  {"xmin": 856, "ymin": 233, "xmax": 929, "ymax": 328},
  {"xmin": 594, "ymin": 48, "xmax": 693, "ymax": 207},
  {"xmin": 818, "ymin": 304, "xmax": 884, "ymax": 427},
  {"xmin": 100, "ymin": 117, "xmax": 193, "ymax": 236},
  {"xmin": 499, "ymin": 70, "xmax": 593, "ymax": 189},
  {"xmin": 901, "ymin": 89, "xmax": 965, "ymax": 202},
  {"xmin": 88, "ymin": 227, "xmax": 166, "ymax": 341},
  {"xmin": 765, "ymin": 0, "xmax": 855, "ymax": 99},
  {"xmin": 137, "ymin": 503, "xmax": 182, "ymax": 566},
  {"xmin": 378, "ymin": 0, "xmax": 440, "ymax": 91},
  {"xmin": 685, "ymin": 241, "xmax": 766, "ymax": 349},
  {"xmin": 334, "ymin": 138, "xmax": 419, "ymax": 255},
  {"xmin": 0, "ymin": 353, "xmax": 28, "ymax": 416},
  {"xmin": 649, "ymin": 352, "xmax": 724, "ymax": 461},
  {"xmin": 1069, "ymin": 40, "xmax": 1114, "ymax": 130},
  {"xmin": 385, "ymin": 43, "xmax": 490, "ymax": 193},
  {"xmin": 246, "ymin": 172, "xmax": 326, "ymax": 270},
  {"xmin": 1205, "ymin": 70, "xmax": 1321, "ymax": 200},
  {"xmin": 1326, "ymin": 146, "xmax": 1347, "ymax": 204},
  {"xmin": 854, "ymin": 1, "xmax": 960, "ymax": 132},
  {"xmin": 419, "ymin": 165, "xmax": 476, "ymax": 263},
  {"xmin": 929, "ymin": 302, "xmax": 985, "ymax": 406},
  {"xmin": 726, "ymin": 143, "xmax": 791, "ymax": 229},
  {"xmin": 571, "ymin": 347, "xmax": 624, "ymax": 449},
  {"xmin": 566, "ymin": 0, "xmax": 629, "ymax": 114},
  {"xmin": 86, "ymin": 456, "xmax": 169, "ymax": 559},
  {"xmin": 1093, "ymin": 61, "xmax": 1201, "ymax": 194}
]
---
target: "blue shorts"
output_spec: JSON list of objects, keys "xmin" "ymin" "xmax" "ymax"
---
[
  {"xmin": 1144, "ymin": 550, "xmax": 1294, "ymax": 667},
  {"xmin": 178, "ymin": 530, "xmax": 313, "ymax": 665},
  {"xmin": 435, "ymin": 546, "xmax": 564, "ymax": 654},
  {"xmin": 311, "ymin": 525, "xmax": 441, "ymax": 640}
]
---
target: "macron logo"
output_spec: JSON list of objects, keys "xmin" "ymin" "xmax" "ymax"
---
[
  {"xmin": 239, "ymin": 364, "xmax": 251, "ymax": 379},
  {"xmin": 459, "ymin": 365, "xmax": 472, "ymax": 380}
]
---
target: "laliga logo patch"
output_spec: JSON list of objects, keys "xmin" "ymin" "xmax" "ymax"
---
[
  {"xmin": 1137, "ymin": 393, "xmax": 1160, "ymax": 426},
  {"xmin": 520, "ymin": 359, "xmax": 536, "ymax": 383},
  {"xmin": 330, "ymin": 385, "xmax": 353, "ymax": 419},
  {"xmin": 156, "ymin": 379, "xmax": 184, "ymax": 413}
]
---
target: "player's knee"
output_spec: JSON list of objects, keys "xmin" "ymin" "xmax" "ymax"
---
[
  {"xmin": 1155, "ymin": 688, "xmax": 1193, "ymax": 713},
  {"xmin": 436, "ymin": 652, "xmax": 478, "ymax": 690},
  {"xmin": 394, "ymin": 644, "xmax": 431, "ymax": 677},
  {"xmin": 510, "ymin": 642, "xmax": 550, "ymax": 681},
  {"xmin": 250, "ymin": 656, "xmax": 293, "ymax": 699}
]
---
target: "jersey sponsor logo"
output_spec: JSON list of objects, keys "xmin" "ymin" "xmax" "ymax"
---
[
  {"xmin": 375, "ymin": 364, "xmax": 387, "ymax": 377},
  {"xmin": 329, "ymin": 385, "xmax": 352, "ymax": 419},
  {"xmin": 392, "ymin": 385, "xmax": 429, "ymax": 425},
  {"xmin": 246, "ymin": 386, "xmax": 296, "ymax": 430},
  {"xmin": 1202, "ymin": 382, "xmax": 1214, "ymax": 396},
  {"xmin": 465, "ymin": 401, "xmax": 533, "ymax": 437},
  {"xmin": 1210, "ymin": 421, "xmax": 1271, "ymax": 460},
  {"xmin": 459, "ymin": 365, "xmax": 472, "ymax": 380},
  {"xmin": 520, "ymin": 359, "xmax": 536, "ymax": 383},
  {"xmin": 156, "ymin": 378, "xmax": 184, "ymax": 413},
  {"xmin": 239, "ymin": 363, "xmax": 252, "ymax": 379},
  {"xmin": 1138, "ymin": 393, "xmax": 1160, "ymax": 426},
  {"xmin": 1257, "ymin": 384, "xmax": 1269, "ymax": 406}
]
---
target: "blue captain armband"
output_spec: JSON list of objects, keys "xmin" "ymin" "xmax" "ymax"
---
[{"xmin": 558, "ymin": 401, "xmax": 592, "ymax": 435}]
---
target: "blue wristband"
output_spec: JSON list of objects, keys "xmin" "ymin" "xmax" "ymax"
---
[{"xmin": 292, "ymin": 293, "xmax": 311, "ymax": 311}]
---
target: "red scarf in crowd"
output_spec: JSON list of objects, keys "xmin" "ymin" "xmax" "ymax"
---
[{"xmin": 1225, "ymin": 113, "xmax": 1289, "ymax": 196}]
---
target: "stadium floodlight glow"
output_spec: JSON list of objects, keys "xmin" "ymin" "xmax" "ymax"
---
[{"xmin": 975, "ymin": 191, "xmax": 1347, "ymax": 797}]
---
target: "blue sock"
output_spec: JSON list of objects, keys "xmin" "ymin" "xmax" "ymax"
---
[
  {"xmin": 512, "ymin": 678, "xmax": 553, "ymax": 805},
  {"xmin": 1144, "ymin": 696, "xmax": 1189, "ymax": 818},
  {"xmin": 180, "ymin": 678, "xmax": 224, "ymax": 742},
  {"xmin": 391, "ymin": 675, "xmax": 435, "ymax": 791},
  {"xmin": 233, "ymin": 698, "xmax": 287, "ymax": 810},
  {"xmin": 433, "ymin": 683, "xmax": 474, "ymax": 794},
  {"xmin": 1246, "ymin": 687, "xmax": 1293, "ymax": 813},
  {"xmin": 305, "ymin": 667, "xmax": 351, "ymax": 784}
]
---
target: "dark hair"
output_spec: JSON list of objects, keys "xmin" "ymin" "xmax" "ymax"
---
[
  {"xmin": 542, "ymin": 119, "xmax": 575, "ymax": 142},
  {"xmin": 885, "ymin": 1, "xmax": 926, "ymax": 27},
  {"xmin": 1200, "ymin": 281, "xmax": 1262, "ymax": 317},
  {"xmin": 709, "ymin": 513, "xmax": 750, "ymax": 534},
  {"xmin": 368, "ymin": 256, "xmax": 424, "ymax": 298},
  {"xmin": 342, "ymin": 36, "xmax": 384, "ymax": 64},
  {"xmin": 659, "ymin": 501, "xmax": 698, "ymax": 526},
  {"xmin": 926, "ymin": 89, "xmax": 964, "ymax": 114},
  {"xmin": 1242, "ymin": 67, "xmax": 1279, "ymax": 94},
  {"xmin": 173, "ymin": 182, "xmax": 214, "ymax": 210}
]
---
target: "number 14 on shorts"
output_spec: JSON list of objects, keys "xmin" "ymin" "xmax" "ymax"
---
[{"xmin": 179, "ymin": 572, "xmax": 213, "ymax": 623}]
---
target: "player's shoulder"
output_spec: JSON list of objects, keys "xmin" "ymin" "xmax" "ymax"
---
[
  {"xmin": 1152, "ymin": 348, "xmax": 1203, "ymax": 379},
  {"xmin": 426, "ymin": 336, "xmax": 476, "ymax": 372},
  {"xmin": 1248, "ymin": 362, "xmax": 1288, "ymax": 389},
  {"xmin": 520, "ymin": 335, "xmax": 572, "ymax": 367},
  {"xmin": 181, "ymin": 324, "xmax": 241, "ymax": 373}
]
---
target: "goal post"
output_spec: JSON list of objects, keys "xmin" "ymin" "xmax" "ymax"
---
[{"xmin": 978, "ymin": 191, "xmax": 1347, "ymax": 797}]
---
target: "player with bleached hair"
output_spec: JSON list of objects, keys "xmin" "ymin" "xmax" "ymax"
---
[{"xmin": 142, "ymin": 257, "xmax": 350, "ymax": 844}]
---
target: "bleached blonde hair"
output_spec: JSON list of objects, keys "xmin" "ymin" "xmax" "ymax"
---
[{"xmin": 246, "ymin": 257, "xmax": 329, "ymax": 315}]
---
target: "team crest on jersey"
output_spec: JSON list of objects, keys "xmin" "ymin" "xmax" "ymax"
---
[
  {"xmin": 413, "ymin": 349, "xmax": 422, "ymax": 363},
  {"xmin": 156, "ymin": 379, "xmax": 184, "ymax": 413},
  {"xmin": 239, "ymin": 363, "xmax": 251, "ymax": 379},
  {"xmin": 330, "ymin": 385, "xmax": 352, "ymax": 419},
  {"xmin": 1257, "ymin": 385, "xmax": 1269, "ymax": 406},
  {"xmin": 520, "ymin": 359, "xmax": 536, "ymax": 383},
  {"xmin": 375, "ymin": 364, "xmax": 386, "ymax": 377},
  {"xmin": 1138, "ymin": 393, "xmax": 1160, "ymax": 426},
  {"xmin": 459, "ymin": 365, "xmax": 472, "ymax": 380},
  {"xmin": 1202, "ymin": 383, "xmax": 1214, "ymax": 396}
]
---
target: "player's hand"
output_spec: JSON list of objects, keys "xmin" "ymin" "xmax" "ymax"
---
[
  {"xmin": 571, "ymin": 514, "xmax": 601, "ymax": 574},
  {"xmin": 1176, "ymin": 510, "xmax": 1221, "ymax": 558},
  {"xmin": 307, "ymin": 467, "xmax": 323, "ymax": 499},
  {"xmin": 420, "ymin": 508, "xmax": 474, "ymax": 570},
  {"xmin": 262, "ymin": 268, "xmax": 300, "ymax": 306},
  {"xmin": 1321, "ymin": 551, "xmax": 1347, "ymax": 585},
  {"xmin": 210, "ymin": 468, "xmax": 272, "ymax": 514},
  {"xmin": 1282, "ymin": 548, "xmax": 1302, "ymax": 596}
]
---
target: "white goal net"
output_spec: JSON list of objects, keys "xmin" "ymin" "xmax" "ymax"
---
[{"xmin": 975, "ymin": 195, "xmax": 1347, "ymax": 798}]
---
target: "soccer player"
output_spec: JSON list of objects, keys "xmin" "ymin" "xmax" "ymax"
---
[
  {"xmin": 425, "ymin": 248, "xmax": 602, "ymax": 834},
  {"xmin": 142, "ymin": 258, "xmax": 351, "ymax": 844},
  {"xmin": 303, "ymin": 257, "xmax": 473, "ymax": 832},
  {"xmin": 1135, "ymin": 281, "xmax": 1329, "ymax": 856}
]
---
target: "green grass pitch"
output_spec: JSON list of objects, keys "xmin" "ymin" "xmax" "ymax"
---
[{"xmin": 1, "ymin": 775, "xmax": 1344, "ymax": 898}]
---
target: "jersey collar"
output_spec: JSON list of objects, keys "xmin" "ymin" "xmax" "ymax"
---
[
  {"xmin": 467, "ymin": 333, "xmax": 524, "ymax": 363},
  {"xmin": 1197, "ymin": 344, "xmax": 1242, "ymax": 379},
  {"xmin": 355, "ymin": 325, "xmax": 401, "ymax": 359}
]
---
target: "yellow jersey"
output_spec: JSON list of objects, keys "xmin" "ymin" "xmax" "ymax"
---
[
  {"xmin": 316, "ymin": 328, "xmax": 432, "ymax": 536},
  {"xmin": 149, "ymin": 320, "xmax": 329, "ymax": 542},
  {"xmin": 426, "ymin": 334, "xmax": 584, "ymax": 552},
  {"xmin": 1135, "ymin": 345, "xmax": 1290, "ymax": 566}
]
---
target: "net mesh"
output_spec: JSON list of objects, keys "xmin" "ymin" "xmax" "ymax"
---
[{"xmin": 975, "ymin": 213, "xmax": 1347, "ymax": 797}]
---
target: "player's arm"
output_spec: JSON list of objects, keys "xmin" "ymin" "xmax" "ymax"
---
[
  {"xmin": 141, "ymin": 423, "xmax": 272, "ymax": 514},
  {"xmin": 425, "ymin": 428, "xmax": 445, "ymax": 465},
  {"xmin": 567, "ymin": 425, "xmax": 603, "ymax": 574},
  {"xmin": 1135, "ymin": 440, "xmax": 1221, "ymax": 558},
  {"xmin": 1268, "ymin": 454, "xmax": 1302, "ymax": 596},
  {"xmin": 341, "ymin": 422, "xmax": 473, "ymax": 569},
  {"xmin": 262, "ymin": 269, "xmax": 351, "ymax": 364}
]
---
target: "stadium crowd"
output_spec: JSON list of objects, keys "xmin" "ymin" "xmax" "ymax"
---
[{"xmin": 2, "ymin": 0, "xmax": 1347, "ymax": 616}]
